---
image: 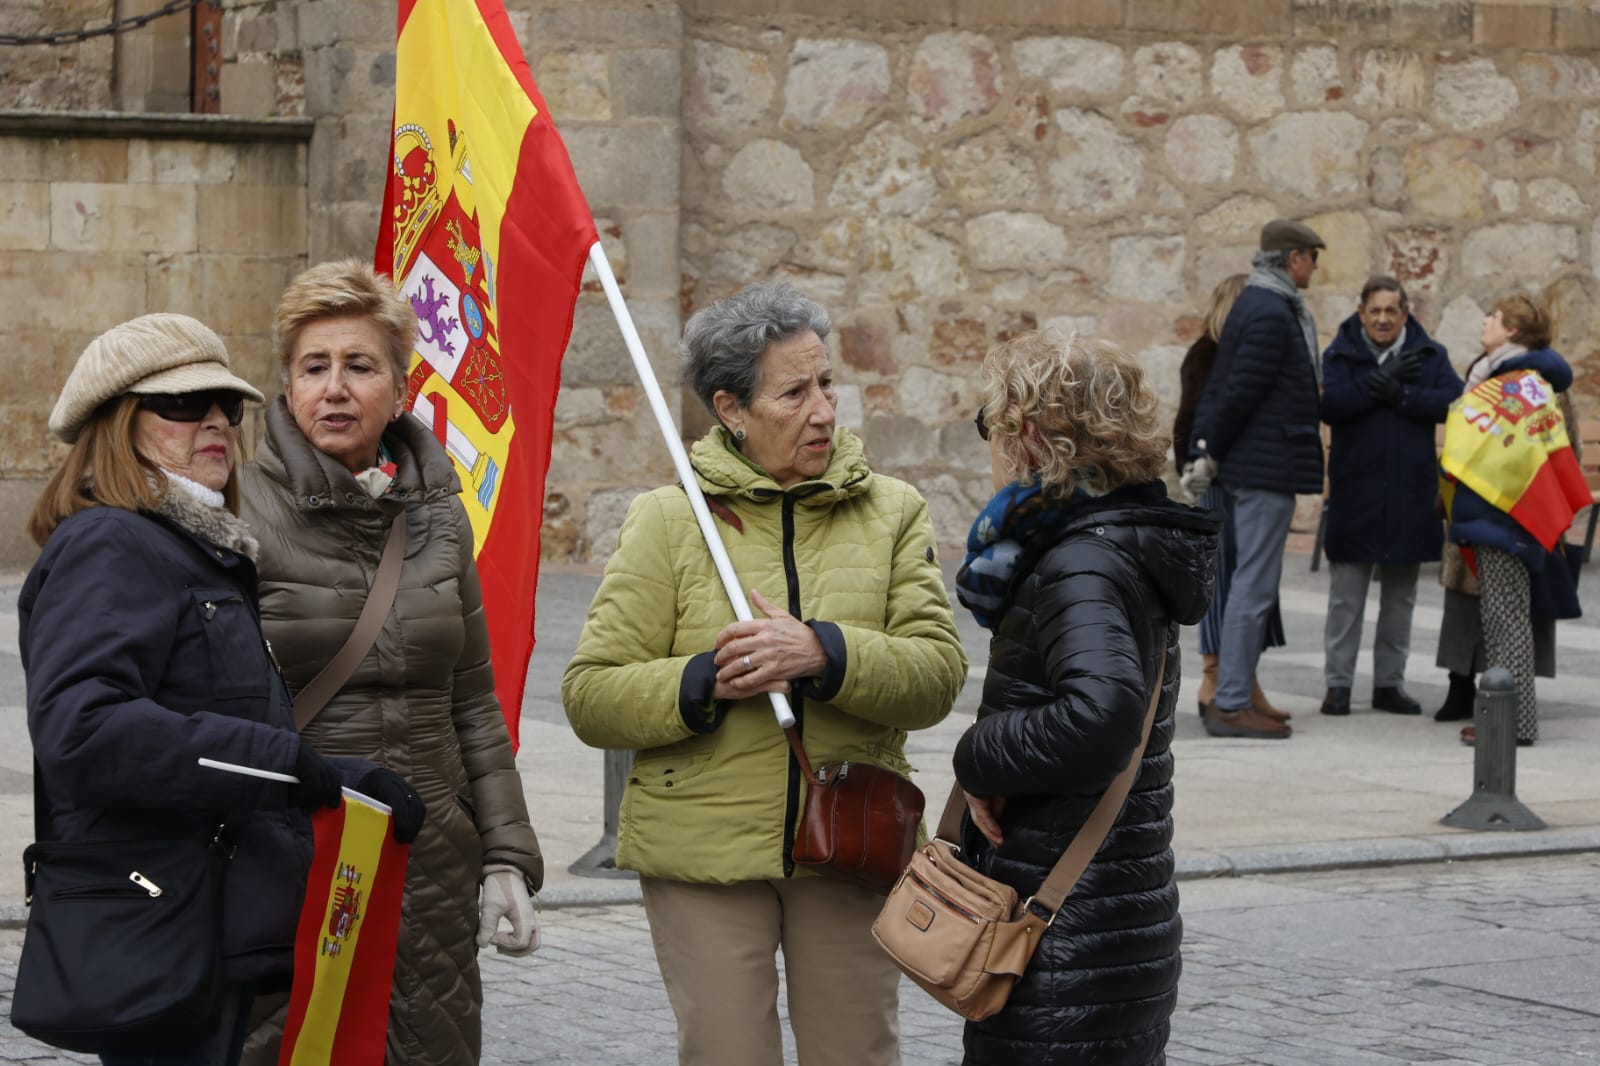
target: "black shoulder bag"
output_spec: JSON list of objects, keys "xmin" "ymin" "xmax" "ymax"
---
[{"xmin": 11, "ymin": 778, "xmax": 237, "ymax": 1052}]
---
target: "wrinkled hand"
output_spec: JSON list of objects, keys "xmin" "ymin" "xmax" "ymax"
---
[
  {"xmin": 1368, "ymin": 364, "xmax": 1403, "ymax": 407},
  {"xmin": 477, "ymin": 867, "xmax": 540, "ymax": 957},
  {"xmin": 964, "ymin": 791, "xmax": 1006, "ymax": 848},
  {"xmin": 1179, "ymin": 455, "xmax": 1218, "ymax": 501},
  {"xmin": 287, "ymin": 742, "xmax": 343, "ymax": 813},
  {"xmin": 711, "ymin": 589, "xmax": 828, "ymax": 701},
  {"xmin": 358, "ymin": 768, "xmax": 427, "ymax": 844}
]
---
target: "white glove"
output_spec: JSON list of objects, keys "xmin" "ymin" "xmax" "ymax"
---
[
  {"xmin": 477, "ymin": 865, "xmax": 540, "ymax": 957},
  {"xmin": 1179, "ymin": 455, "xmax": 1218, "ymax": 502}
]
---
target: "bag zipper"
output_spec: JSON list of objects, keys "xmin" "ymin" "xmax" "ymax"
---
[{"xmin": 908, "ymin": 868, "xmax": 983, "ymax": 924}]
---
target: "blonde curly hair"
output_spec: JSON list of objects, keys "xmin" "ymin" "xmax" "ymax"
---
[{"xmin": 980, "ymin": 330, "xmax": 1170, "ymax": 499}]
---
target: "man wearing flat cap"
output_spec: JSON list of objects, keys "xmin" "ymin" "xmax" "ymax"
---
[{"xmin": 1187, "ymin": 219, "xmax": 1327, "ymax": 739}]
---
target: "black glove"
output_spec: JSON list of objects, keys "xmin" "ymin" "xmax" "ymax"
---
[
  {"xmin": 359, "ymin": 768, "xmax": 427, "ymax": 845},
  {"xmin": 1368, "ymin": 363, "xmax": 1403, "ymax": 406},
  {"xmin": 1392, "ymin": 350, "xmax": 1424, "ymax": 383},
  {"xmin": 288, "ymin": 742, "xmax": 343, "ymax": 813}
]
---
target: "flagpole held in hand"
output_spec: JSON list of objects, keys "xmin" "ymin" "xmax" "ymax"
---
[{"xmin": 586, "ymin": 241, "xmax": 796, "ymax": 729}]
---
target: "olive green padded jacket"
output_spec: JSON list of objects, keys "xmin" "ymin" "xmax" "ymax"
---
[{"xmin": 563, "ymin": 426, "xmax": 967, "ymax": 883}]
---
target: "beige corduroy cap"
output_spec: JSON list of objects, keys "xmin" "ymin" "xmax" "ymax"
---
[{"xmin": 48, "ymin": 313, "xmax": 264, "ymax": 443}]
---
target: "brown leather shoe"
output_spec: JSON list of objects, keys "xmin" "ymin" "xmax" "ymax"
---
[
  {"xmin": 1197, "ymin": 653, "xmax": 1219, "ymax": 714},
  {"xmin": 1251, "ymin": 678, "xmax": 1292, "ymax": 722},
  {"xmin": 1202, "ymin": 703, "xmax": 1292, "ymax": 739}
]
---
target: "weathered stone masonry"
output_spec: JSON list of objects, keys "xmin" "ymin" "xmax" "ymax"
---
[{"xmin": 1, "ymin": 0, "xmax": 1597, "ymax": 570}]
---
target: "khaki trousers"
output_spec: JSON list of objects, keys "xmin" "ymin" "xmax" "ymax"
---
[{"xmin": 641, "ymin": 876, "xmax": 901, "ymax": 1066}]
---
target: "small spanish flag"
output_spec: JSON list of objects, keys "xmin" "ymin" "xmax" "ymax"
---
[{"xmin": 278, "ymin": 790, "xmax": 408, "ymax": 1065}]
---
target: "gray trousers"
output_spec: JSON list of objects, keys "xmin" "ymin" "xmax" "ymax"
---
[
  {"xmin": 1323, "ymin": 561, "xmax": 1420, "ymax": 689},
  {"xmin": 1216, "ymin": 486, "xmax": 1297, "ymax": 709}
]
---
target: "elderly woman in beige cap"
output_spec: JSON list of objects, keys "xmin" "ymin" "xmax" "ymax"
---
[{"xmin": 18, "ymin": 313, "xmax": 422, "ymax": 1066}]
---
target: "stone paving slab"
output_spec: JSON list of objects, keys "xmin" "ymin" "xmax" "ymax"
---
[{"xmin": 3, "ymin": 853, "xmax": 1600, "ymax": 1064}]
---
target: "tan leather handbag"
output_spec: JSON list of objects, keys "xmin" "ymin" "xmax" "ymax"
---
[{"xmin": 871, "ymin": 659, "xmax": 1165, "ymax": 1021}]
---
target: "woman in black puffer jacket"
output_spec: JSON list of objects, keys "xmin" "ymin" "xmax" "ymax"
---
[{"xmin": 954, "ymin": 331, "xmax": 1219, "ymax": 1066}]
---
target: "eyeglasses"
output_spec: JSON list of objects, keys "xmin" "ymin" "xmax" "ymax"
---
[
  {"xmin": 974, "ymin": 409, "xmax": 989, "ymax": 441},
  {"xmin": 137, "ymin": 390, "xmax": 246, "ymax": 426}
]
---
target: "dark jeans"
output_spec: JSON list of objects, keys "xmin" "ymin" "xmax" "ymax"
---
[{"xmin": 99, "ymin": 986, "xmax": 253, "ymax": 1066}]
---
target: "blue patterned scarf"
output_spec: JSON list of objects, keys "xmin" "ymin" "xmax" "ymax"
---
[{"xmin": 956, "ymin": 481, "xmax": 1074, "ymax": 631}]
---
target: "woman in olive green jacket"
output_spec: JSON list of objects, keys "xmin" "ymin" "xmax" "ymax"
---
[{"xmin": 563, "ymin": 283, "xmax": 966, "ymax": 1066}]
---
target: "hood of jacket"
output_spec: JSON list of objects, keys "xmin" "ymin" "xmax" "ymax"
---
[
  {"xmin": 1325, "ymin": 312, "xmax": 1446, "ymax": 366},
  {"xmin": 1488, "ymin": 346, "xmax": 1573, "ymax": 393},
  {"xmin": 1042, "ymin": 482, "xmax": 1219, "ymax": 627},
  {"xmin": 689, "ymin": 424, "xmax": 872, "ymax": 505},
  {"xmin": 253, "ymin": 396, "xmax": 462, "ymax": 514}
]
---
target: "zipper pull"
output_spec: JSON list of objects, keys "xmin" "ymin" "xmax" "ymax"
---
[
  {"xmin": 203, "ymin": 601, "xmax": 218, "ymax": 621},
  {"xmin": 129, "ymin": 871, "xmax": 162, "ymax": 897}
]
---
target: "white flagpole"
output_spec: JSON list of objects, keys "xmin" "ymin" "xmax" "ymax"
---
[{"xmin": 586, "ymin": 241, "xmax": 796, "ymax": 729}]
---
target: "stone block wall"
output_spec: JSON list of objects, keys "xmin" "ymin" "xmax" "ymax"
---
[
  {"xmin": 675, "ymin": 0, "xmax": 1600, "ymax": 551},
  {"xmin": 0, "ymin": 116, "xmax": 310, "ymax": 572},
  {"xmin": 3, "ymin": 0, "xmax": 1599, "ymax": 566}
]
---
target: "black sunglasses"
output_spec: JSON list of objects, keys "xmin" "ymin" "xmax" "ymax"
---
[
  {"xmin": 138, "ymin": 390, "xmax": 246, "ymax": 426},
  {"xmin": 974, "ymin": 409, "xmax": 989, "ymax": 441}
]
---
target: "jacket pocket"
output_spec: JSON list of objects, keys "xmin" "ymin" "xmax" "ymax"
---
[
  {"xmin": 628, "ymin": 750, "xmax": 712, "ymax": 792},
  {"xmin": 188, "ymin": 587, "xmax": 267, "ymax": 702}
]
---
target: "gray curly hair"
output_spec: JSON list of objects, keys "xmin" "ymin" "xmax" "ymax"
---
[{"xmin": 682, "ymin": 283, "xmax": 831, "ymax": 417}]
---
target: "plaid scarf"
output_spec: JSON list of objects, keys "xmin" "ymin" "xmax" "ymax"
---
[{"xmin": 956, "ymin": 481, "xmax": 1074, "ymax": 631}]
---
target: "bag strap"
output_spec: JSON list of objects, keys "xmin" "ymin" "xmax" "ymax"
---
[
  {"xmin": 783, "ymin": 726, "xmax": 816, "ymax": 781},
  {"xmin": 936, "ymin": 649, "xmax": 1169, "ymax": 918},
  {"xmin": 292, "ymin": 515, "xmax": 407, "ymax": 731}
]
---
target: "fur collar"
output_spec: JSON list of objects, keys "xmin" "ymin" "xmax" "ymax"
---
[{"xmin": 153, "ymin": 480, "xmax": 260, "ymax": 561}]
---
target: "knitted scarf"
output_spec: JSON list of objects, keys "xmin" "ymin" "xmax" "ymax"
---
[
  {"xmin": 1248, "ymin": 255, "xmax": 1320, "ymax": 385},
  {"xmin": 956, "ymin": 481, "xmax": 1074, "ymax": 631}
]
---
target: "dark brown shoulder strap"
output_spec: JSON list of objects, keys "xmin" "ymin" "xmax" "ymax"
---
[{"xmin": 292, "ymin": 516, "xmax": 406, "ymax": 731}]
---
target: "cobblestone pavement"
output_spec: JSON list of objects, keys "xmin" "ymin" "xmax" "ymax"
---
[{"xmin": 3, "ymin": 853, "xmax": 1598, "ymax": 1065}]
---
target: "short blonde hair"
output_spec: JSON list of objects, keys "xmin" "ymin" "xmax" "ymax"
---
[
  {"xmin": 273, "ymin": 259, "xmax": 417, "ymax": 392},
  {"xmin": 1494, "ymin": 292, "xmax": 1552, "ymax": 351},
  {"xmin": 27, "ymin": 395, "xmax": 241, "ymax": 546},
  {"xmin": 980, "ymin": 330, "xmax": 1169, "ymax": 499},
  {"xmin": 1204, "ymin": 274, "xmax": 1248, "ymax": 343}
]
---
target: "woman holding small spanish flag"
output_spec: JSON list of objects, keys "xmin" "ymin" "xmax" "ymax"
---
[{"xmin": 1437, "ymin": 294, "xmax": 1587, "ymax": 747}]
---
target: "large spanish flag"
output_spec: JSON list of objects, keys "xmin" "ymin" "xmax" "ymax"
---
[
  {"xmin": 278, "ymin": 791, "xmax": 408, "ymax": 1065},
  {"xmin": 376, "ymin": 0, "xmax": 598, "ymax": 748},
  {"xmin": 1440, "ymin": 369, "xmax": 1590, "ymax": 550}
]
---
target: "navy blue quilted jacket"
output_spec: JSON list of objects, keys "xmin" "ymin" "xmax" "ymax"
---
[
  {"xmin": 1189, "ymin": 284, "xmax": 1325, "ymax": 495},
  {"xmin": 953, "ymin": 482, "xmax": 1218, "ymax": 1066}
]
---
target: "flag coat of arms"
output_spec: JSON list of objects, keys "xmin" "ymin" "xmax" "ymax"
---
[
  {"xmin": 376, "ymin": 0, "xmax": 598, "ymax": 747},
  {"xmin": 1439, "ymin": 369, "xmax": 1590, "ymax": 551},
  {"xmin": 279, "ymin": 791, "xmax": 408, "ymax": 1065}
]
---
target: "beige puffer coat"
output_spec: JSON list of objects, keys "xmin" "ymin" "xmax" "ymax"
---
[{"xmin": 239, "ymin": 399, "xmax": 542, "ymax": 1065}]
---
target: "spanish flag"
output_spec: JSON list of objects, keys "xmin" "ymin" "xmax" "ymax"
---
[
  {"xmin": 278, "ymin": 791, "xmax": 407, "ymax": 1065},
  {"xmin": 376, "ymin": 0, "xmax": 598, "ymax": 748},
  {"xmin": 1440, "ymin": 369, "xmax": 1590, "ymax": 550}
]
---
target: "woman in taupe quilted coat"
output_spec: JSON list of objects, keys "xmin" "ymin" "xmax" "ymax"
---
[{"xmin": 238, "ymin": 260, "xmax": 543, "ymax": 1065}]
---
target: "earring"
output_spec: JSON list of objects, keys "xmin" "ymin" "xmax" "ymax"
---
[{"xmin": 734, "ymin": 427, "xmax": 746, "ymax": 441}]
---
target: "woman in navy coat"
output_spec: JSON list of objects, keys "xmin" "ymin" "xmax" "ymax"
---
[{"xmin": 19, "ymin": 315, "xmax": 421, "ymax": 1066}]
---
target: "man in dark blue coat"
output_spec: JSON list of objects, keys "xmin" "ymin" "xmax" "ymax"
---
[
  {"xmin": 1189, "ymin": 219, "xmax": 1326, "ymax": 739},
  {"xmin": 1318, "ymin": 277, "xmax": 1463, "ymax": 716}
]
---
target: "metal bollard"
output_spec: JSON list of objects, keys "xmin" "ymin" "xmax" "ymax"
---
[
  {"xmin": 568, "ymin": 748, "xmax": 639, "ymax": 878},
  {"xmin": 1441, "ymin": 667, "xmax": 1545, "ymax": 831}
]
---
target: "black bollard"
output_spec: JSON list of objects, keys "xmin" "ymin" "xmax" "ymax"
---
[
  {"xmin": 569, "ymin": 748, "xmax": 639, "ymax": 878},
  {"xmin": 1441, "ymin": 667, "xmax": 1545, "ymax": 831}
]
